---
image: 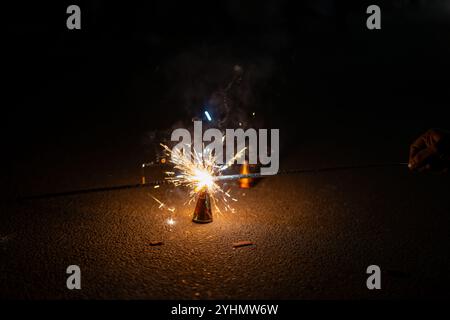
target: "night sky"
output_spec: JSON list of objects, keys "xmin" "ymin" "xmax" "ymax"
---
[{"xmin": 6, "ymin": 1, "xmax": 450, "ymax": 154}]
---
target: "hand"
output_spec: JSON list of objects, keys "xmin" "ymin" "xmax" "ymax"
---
[{"xmin": 409, "ymin": 128, "xmax": 450, "ymax": 172}]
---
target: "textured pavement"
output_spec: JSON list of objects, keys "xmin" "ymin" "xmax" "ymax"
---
[{"xmin": 2, "ymin": 139, "xmax": 450, "ymax": 300}]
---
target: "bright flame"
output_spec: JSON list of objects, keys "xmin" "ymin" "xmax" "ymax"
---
[
  {"xmin": 166, "ymin": 218, "xmax": 176, "ymax": 225},
  {"xmin": 193, "ymin": 168, "xmax": 214, "ymax": 192},
  {"xmin": 160, "ymin": 141, "xmax": 245, "ymax": 212}
]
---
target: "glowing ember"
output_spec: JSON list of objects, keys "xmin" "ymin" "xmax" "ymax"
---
[
  {"xmin": 204, "ymin": 110, "xmax": 212, "ymax": 121},
  {"xmin": 238, "ymin": 161, "xmax": 252, "ymax": 188},
  {"xmin": 160, "ymin": 142, "xmax": 245, "ymax": 213}
]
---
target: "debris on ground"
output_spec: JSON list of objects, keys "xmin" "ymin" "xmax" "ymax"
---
[
  {"xmin": 232, "ymin": 241, "xmax": 255, "ymax": 248},
  {"xmin": 149, "ymin": 241, "xmax": 164, "ymax": 246}
]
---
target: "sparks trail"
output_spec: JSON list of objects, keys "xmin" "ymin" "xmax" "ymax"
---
[
  {"xmin": 150, "ymin": 195, "xmax": 175, "ymax": 213},
  {"xmin": 160, "ymin": 142, "xmax": 245, "ymax": 213},
  {"xmin": 18, "ymin": 162, "xmax": 409, "ymax": 200}
]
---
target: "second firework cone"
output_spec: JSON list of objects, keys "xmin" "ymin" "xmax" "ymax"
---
[
  {"xmin": 238, "ymin": 161, "xmax": 253, "ymax": 188},
  {"xmin": 192, "ymin": 188, "xmax": 213, "ymax": 223}
]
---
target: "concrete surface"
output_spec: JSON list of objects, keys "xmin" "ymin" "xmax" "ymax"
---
[{"xmin": 1, "ymin": 139, "xmax": 449, "ymax": 299}]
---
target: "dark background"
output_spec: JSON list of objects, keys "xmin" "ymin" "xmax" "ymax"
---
[
  {"xmin": 4, "ymin": 1, "xmax": 450, "ymax": 192},
  {"xmin": 2, "ymin": 0, "xmax": 450, "ymax": 300},
  {"xmin": 4, "ymin": 1, "xmax": 450, "ymax": 197}
]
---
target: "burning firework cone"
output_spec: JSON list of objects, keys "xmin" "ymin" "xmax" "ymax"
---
[
  {"xmin": 238, "ymin": 161, "xmax": 253, "ymax": 188},
  {"xmin": 192, "ymin": 189, "xmax": 213, "ymax": 224}
]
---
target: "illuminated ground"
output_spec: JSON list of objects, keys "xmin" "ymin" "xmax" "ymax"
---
[
  {"xmin": 4, "ymin": 0, "xmax": 450, "ymax": 301},
  {"xmin": 2, "ymin": 137, "xmax": 450, "ymax": 299}
]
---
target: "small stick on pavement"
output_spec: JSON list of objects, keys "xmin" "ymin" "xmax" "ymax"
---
[
  {"xmin": 233, "ymin": 241, "xmax": 255, "ymax": 248},
  {"xmin": 149, "ymin": 241, "xmax": 164, "ymax": 246}
]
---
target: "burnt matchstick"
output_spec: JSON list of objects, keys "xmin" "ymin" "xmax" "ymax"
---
[{"xmin": 19, "ymin": 162, "xmax": 409, "ymax": 200}]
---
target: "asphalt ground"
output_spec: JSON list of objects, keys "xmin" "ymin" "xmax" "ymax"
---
[{"xmin": 1, "ymin": 135, "xmax": 449, "ymax": 300}]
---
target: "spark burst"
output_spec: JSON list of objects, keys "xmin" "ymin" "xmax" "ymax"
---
[
  {"xmin": 151, "ymin": 195, "xmax": 175, "ymax": 212},
  {"xmin": 160, "ymin": 142, "xmax": 245, "ymax": 213}
]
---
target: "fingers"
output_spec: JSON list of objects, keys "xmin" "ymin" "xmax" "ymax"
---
[
  {"xmin": 409, "ymin": 135, "xmax": 426, "ymax": 166},
  {"xmin": 409, "ymin": 147, "xmax": 435, "ymax": 171},
  {"xmin": 408, "ymin": 129, "xmax": 441, "ymax": 171},
  {"xmin": 417, "ymin": 163, "xmax": 432, "ymax": 173}
]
